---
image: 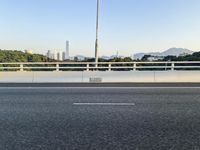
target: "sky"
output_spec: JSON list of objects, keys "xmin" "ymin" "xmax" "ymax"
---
[{"xmin": 0, "ymin": 0, "xmax": 200, "ymax": 57}]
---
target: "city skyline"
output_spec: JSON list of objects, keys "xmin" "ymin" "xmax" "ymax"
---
[
  {"xmin": 1, "ymin": 0, "xmax": 200, "ymax": 56},
  {"xmin": 46, "ymin": 41, "xmax": 70, "ymax": 61}
]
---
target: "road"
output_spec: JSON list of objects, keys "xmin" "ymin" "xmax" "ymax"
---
[{"xmin": 0, "ymin": 86, "xmax": 200, "ymax": 149}]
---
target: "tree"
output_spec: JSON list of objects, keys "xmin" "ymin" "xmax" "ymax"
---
[{"xmin": 141, "ymin": 55, "xmax": 151, "ymax": 61}]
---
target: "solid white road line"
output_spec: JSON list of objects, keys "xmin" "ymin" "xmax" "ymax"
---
[
  {"xmin": 73, "ymin": 103, "xmax": 135, "ymax": 106},
  {"xmin": 1, "ymin": 87, "xmax": 200, "ymax": 89}
]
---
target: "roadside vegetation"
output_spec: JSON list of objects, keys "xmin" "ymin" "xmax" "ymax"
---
[
  {"xmin": 0, "ymin": 50, "xmax": 200, "ymax": 71},
  {"xmin": 141, "ymin": 51, "xmax": 200, "ymax": 62},
  {"xmin": 0, "ymin": 50, "xmax": 54, "ymax": 62},
  {"xmin": 1, "ymin": 49, "xmax": 200, "ymax": 63}
]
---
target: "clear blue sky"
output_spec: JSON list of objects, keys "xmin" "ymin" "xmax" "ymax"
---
[{"xmin": 0, "ymin": 0, "xmax": 200, "ymax": 56}]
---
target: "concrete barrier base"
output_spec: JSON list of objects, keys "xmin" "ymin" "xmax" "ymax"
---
[{"xmin": 0, "ymin": 71, "xmax": 200, "ymax": 83}]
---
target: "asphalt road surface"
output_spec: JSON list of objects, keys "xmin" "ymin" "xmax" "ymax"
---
[{"xmin": 0, "ymin": 86, "xmax": 200, "ymax": 150}]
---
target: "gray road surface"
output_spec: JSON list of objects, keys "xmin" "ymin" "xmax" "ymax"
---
[{"xmin": 0, "ymin": 87, "xmax": 200, "ymax": 150}]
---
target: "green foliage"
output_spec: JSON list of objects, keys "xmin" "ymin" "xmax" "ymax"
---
[
  {"xmin": 141, "ymin": 55, "xmax": 151, "ymax": 61},
  {"xmin": 141, "ymin": 52, "xmax": 200, "ymax": 62},
  {"xmin": 163, "ymin": 52, "xmax": 200, "ymax": 61},
  {"xmin": 110, "ymin": 57, "xmax": 132, "ymax": 62},
  {"xmin": 1, "ymin": 49, "xmax": 200, "ymax": 63},
  {"xmin": 0, "ymin": 50, "xmax": 53, "ymax": 62}
]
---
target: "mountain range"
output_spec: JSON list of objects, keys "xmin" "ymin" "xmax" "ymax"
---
[
  {"xmin": 72, "ymin": 48, "xmax": 195, "ymax": 60},
  {"xmin": 133, "ymin": 48, "xmax": 194, "ymax": 60}
]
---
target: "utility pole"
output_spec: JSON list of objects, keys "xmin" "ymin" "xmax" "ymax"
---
[{"xmin": 95, "ymin": 0, "xmax": 100, "ymax": 68}]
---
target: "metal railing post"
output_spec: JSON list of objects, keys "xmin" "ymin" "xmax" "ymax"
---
[
  {"xmin": 171, "ymin": 63, "xmax": 175, "ymax": 71},
  {"xmin": 108, "ymin": 63, "xmax": 111, "ymax": 71},
  {"xmin": 86, "ymin": 63, "xmax": 90, "ymax": 71},
  {"xmin": 56, "ymin": 63, "xmax": 59, "ymax": 71},
  {"xmin": 95, "ymin": 62, "xmax": 98, "ymax": 71},
  {"xmin": 133, "ymin": 63, "xmax": 136, "ymax": 71},
  {"xmin": 20, "ymin": 64, "xmax": 23, "ymax": 72}
]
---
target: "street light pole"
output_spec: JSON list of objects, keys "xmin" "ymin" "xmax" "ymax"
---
[{"xmin": 95, "ymin": 0, "xmax": 100, "ymax": 68}]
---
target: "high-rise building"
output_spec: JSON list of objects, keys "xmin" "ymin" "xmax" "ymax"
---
[
  {"xmin": 62, "ymin": 52, "xmax": 66, "ymax": 61},
  {"xmin": 57, "ymin": 51, "xmax": 63, "ymax": 61},
  {"xmin": 66, "ymin": 41, "xmax": 69, "ymax": 59},
  {"xmin": 46, "ymin": 50, "xmax": 51, "ymax": 59},
  {"xmin": 53, "ymin": 50, "xmax": 58, "ymax": 60}
]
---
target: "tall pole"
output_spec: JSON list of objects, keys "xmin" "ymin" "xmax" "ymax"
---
[{"xmin": 95, "ymin": 0, "xmax": 100, "ymax": 67}]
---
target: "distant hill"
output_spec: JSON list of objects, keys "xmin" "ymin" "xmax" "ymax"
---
[
  {"xmin": 101, "ymin": 56, "xmax": 111, "ymax": 60},
  {"xmin": 162, "ymin": 48, "xmax": 193, "ymax": 56},
  {"xmin": 134, "ymin": 48, "xmax": 194, "ymax": 60},
  {"xmin": 72, "ymin": 55, "xmax": 91, "ymax": 61}
]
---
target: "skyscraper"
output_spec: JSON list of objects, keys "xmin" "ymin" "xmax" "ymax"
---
[
  {"xmin": 62, "ymin": 52, "xmax": 66, "ymax": 61},
  {"xmin": 66, "ymin": 41, "xmax": 69, "ymax": 59},
  {"xmin": 53, "ymin": 50, "xmax": 58, "ymax": 60},
  {"xmin": 47, "ymin": 50, "xmax": 51, "ymax": 59},
  {"xmin": 57, "ymin": 51, "xmax": 63, "ymax": 61}
]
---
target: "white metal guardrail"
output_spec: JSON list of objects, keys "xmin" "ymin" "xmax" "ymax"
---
[{"xmin": 0, "ymin": 61, "xmax": 200, "ymax": 71}]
